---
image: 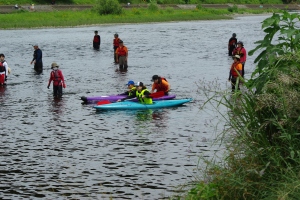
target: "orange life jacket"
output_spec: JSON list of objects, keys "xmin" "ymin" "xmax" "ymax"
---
[
  {"xmin": 230, "ymin": 62, "xmax": 241, "ymax": 77},
  {"xmin": 117, "ymin": 46, "xmax": 127, "ymax": 56}
]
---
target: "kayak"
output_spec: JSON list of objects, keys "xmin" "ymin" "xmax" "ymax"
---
[
  {"xmin": 81, "ymin": 94, "xmax": 176, "ymax": 104},
  {"xmin": 93, "ymin": 98, "xmax": 192, "ymax": 110}
]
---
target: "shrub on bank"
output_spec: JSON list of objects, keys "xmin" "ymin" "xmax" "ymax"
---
[
  {"xmin": 184, "ymin": 11, "xmax": 300, "ymax": 199},
  {"xmin": 93, "ymin": 0, "xmax": 123, "ymax": 15}
]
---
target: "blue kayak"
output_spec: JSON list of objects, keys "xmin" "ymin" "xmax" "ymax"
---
[{"xmin": 93, "ymin": 99, "xmax": 192, "ymax": 110}]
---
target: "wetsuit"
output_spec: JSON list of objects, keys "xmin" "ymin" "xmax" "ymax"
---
[{"xmin": 32, "ymin": 48, "xmax": 43, "ymax": 74}]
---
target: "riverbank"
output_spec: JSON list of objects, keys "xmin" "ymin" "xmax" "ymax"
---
[{"xmin": 0, "ymin": 3, "xmax": 299, "ymax": 13}]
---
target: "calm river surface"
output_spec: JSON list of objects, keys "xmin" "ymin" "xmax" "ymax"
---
[{"xmin": 0, "ymin": 15, "xmax": 269, "ymax": 199}]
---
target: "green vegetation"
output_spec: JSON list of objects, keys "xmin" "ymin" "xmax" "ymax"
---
[
  {"xmin": 0, "ymin": 3, "xmax": 279, "ymax": 29},
  {"xmin": 0, "ymin": 0, "xmax": 299, "ymax": 5},
  {"xmin": 184, "ymin": 11, "xmax": 300, "ymax": 200}
]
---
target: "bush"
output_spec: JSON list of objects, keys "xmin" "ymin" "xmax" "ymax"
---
[
  {"xmin": 93, "ymin": 0, "xmax": 123, "ymax": 15},
  {"xmin": 148, "ymin": 2, "xmax": 159, "ymax": 12},
  {"xmin": 228, "ymin": 4, "xmax": 238, "ymax": 12}
]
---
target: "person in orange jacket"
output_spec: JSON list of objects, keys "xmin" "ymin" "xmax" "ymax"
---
[
  {"xmin": 47, "ymin": 62, "xmax": 66, "ymax": 98},
  {"xmin": 115, "ymin": 40, "xmax": 128, "ymax": 71},
  {"xmin": 151, "ymin": 75, "xmax": 170, "ymax": 95},
  {"xmin": 228, "ymin": 55, "xmax": 242, "ymax": 92}
]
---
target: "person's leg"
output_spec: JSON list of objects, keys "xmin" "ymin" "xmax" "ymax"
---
[
  {"xmin": 58, "ymin": 85, "xmax": 63, "ymax": 97},
  {"xmin": 231, "ymin": 77, "xmax": 236, "ymax": 92},
  {"xmin": 242, "ymin": 62, "xmax": 245, "ymax": 77},
  {"xmin": 0, "ymin": 74, "xmax": 4, "ymax": 85},
  {"xmin": 119, "ymin": 56, "xmax": 125, "ymax": 70},
  {"xmin": 114, "ymin": 47, "xmax": 118, "ymax": 62},
  {"xmin": 53, "ymin": 85, "xmax": 58, "ymax": 97}
]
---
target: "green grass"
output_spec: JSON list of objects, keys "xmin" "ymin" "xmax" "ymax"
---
[{"xmin": 0, "ymin": 7, "xmax": 278, "ymax": 29}]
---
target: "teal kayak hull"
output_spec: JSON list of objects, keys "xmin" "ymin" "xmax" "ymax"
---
[{"xmin": 93, "ymin": 99, "xmax": 192, "ymax": 110}]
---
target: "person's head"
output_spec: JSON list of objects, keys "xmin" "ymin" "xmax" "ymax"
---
[
  {"xmin": 0, "ymin": 54, "xmax": 5, "ymax": 61},
  {"xmin": 237, "ymin": 41, "xmax": 244, "ymax": 47},
  {"xmin": 51, "ymin": 62, "xmax": 59, "ymax": 70},
  {"xmin": 114, "ymin": 33, "xmax": 118, "ymax": 38},
  {"xmin": 135, "ymin": 82, "xmax": 145, "ymax": 91},
  {"xmin": 151, "ymin": 75, "xmax": 160, "ymax": 83},
  {"xmin": 232, "ymin": 33, "xmax": 236, "ymax": 38},
  {"xmin": 119, "ymin": 40, "xmax": 124, "ymax": 46},
  {"xmin": 126, "ymin": 80, "xmax": 135, "ymax": 89},
  {"xmin": 233, "ymin": 55, "xmax": 240, "ymax": 61},
  {"xmin": 94, "ymin": 30, "xmax": 98, "ymax": 35},
  {"xmin": 33, "ymin": 44, "xmax": 39, "ymax": 50}
]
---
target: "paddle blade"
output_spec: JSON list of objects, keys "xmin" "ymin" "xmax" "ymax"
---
[
  {"xmin": 149, "ymin": 91, "xmax": 165, "ymax": 98},
  {"xmin": 97, "ymin": 100, "xmax": 111, "ymax": 105}
]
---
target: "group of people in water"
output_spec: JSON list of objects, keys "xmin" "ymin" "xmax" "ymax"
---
[
  {"xmin": 117, "ymin": 75, "xmax": 171, "ymax": 105},
  {"xmin": 228, "ymin": 33, "xmax": 247, "ymax": 92},
  {"xmin": 93, "ymin": 31, "xmax": 129, "ymax": 71}
]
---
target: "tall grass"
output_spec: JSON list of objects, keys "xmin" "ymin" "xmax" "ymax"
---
[{"xmin": 184, "ymin": 11, "xmax": 300, "ymax": 199}]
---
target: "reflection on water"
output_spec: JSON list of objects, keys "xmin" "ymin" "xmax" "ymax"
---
[{"xmin": 0, "ymin": 15, "xmax": 269, "ymax": 199}]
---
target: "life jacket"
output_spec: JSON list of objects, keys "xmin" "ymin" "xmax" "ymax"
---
[
  {"xmin": 117, "ymin": 46, "xmax": 127, "ymax": 56},
  {"xmin": 234, "ymin": 47, "xmax": 244, "ymax": 57},
  {"xmin": 230, "ymin": 62, "xmax": 242, "ymax": 77},
  {"xmin": 136, "ymin": 89, "xmax": 153, "ymax": 104},
  {"xmin": 113, "ymin": 38, "xmax": 120, "ymax": 47},
  {"xmin": 129, "ymin": 86, "xmax": 136, "ymax": 96},
  {"xmin": 229, "ymin": 38, "xmax": 237, "ymax": 46},
  {"xmin": 94, "ymin": 35, "xmax": 100, "ymax": 43},
  {"xmin": 155, "ymin": 77, "xmax": 168, "ymax": 92},
  {"xmin": 51, "ymin": 70, "xmax": 63, "ymax": 85},
  {"xmin": 0, "ymin": 61, "xmax": 5, "ymax": 73}
]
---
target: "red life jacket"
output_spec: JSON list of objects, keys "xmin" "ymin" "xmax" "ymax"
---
[
  {"xmin": 113, "ymin": 38, "xmax": 120, "ymax": 47},
  {"xmin": 94, "ymin": 35, "xmax": 100, "ymax": 43},
  {"xmin": 51, "ymin": 70, "xmax": 63, "ymax": 86},
  {"xmin": 229, "ymin": 38, "xmax": 237, "ymax": 46},
  {"xmin": 0, "ymin": 62, "xmax": 5, "ymax": 73},
  {"xmin": 117, "ymin": 46, "xmax": 127, "ymax": 56}
]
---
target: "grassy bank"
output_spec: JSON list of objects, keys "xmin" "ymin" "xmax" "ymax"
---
[{"xmin": 0, "ymin": 6, "xmax": 279, "ymax": 29}]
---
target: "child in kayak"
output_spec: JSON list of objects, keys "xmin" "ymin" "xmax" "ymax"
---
[
  {"xmin": 151, "ymin": 75, "xmax": 170, "ymax": 95},
  {"xmin": 118, "ymin": 80, "xmax": 136, "ymax": 96},
  {"xmin": 118, "ymin": 82, "xmax": 152, "ymax": 104},
  {"xmin": 47, "ymin": 62, "xmax": 66, "ymax": 98}
]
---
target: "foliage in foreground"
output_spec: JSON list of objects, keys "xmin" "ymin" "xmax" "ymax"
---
[{"xmin": 185, "ymin": 11, "xmax": 300, "ymax": 199}]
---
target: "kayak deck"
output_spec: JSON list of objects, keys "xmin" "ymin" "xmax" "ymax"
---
[{"xmin": 93, "ymin": 99, "xmax": 192, "ymax": 110}]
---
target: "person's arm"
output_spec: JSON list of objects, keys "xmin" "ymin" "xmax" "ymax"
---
[
  {"xmin": 118, "ymin": 91, "xmax": 129, "ymax": 95},
  {"xmin": 47, "ymin": 72, "xmax": 53, "ymax": 88},
  {"xmin": 4, "ymin": 62, "xmax": 8, "ymax": 81},
  {"xmin": 119, "ymin": 92, "xmax": 136, "ymax": 101},
  {"xmin": 151, "ymin": 83, "xmax": 156, "ymax": 93},
  {"xmin": 142, "ymin": 90, "xmax": 151, "ymax": 98}
]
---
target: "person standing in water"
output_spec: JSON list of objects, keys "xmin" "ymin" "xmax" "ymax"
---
[
  {"xmin": 115, "ymin": 40, "xmax": 128, "ymax": 71},
  {"xmin": 30, "ymin": 44, "xmax": 43, "ymax": 74},
  {"xmin": 47, "ymin": 62, "xmax": 66, "ymax": 98},
  {"xmin": 93, "ymin": 31, "xmax": 101, "ymax": 50},
  {"xmin": 0, "ymin": 54, "xmax": 8, "ymax": 86},
  {"xmin": 113, "ymin": 33, "xmax": 121, "ymax": 63},
  {"xmin": 228, "ymin": 33, "xmax": 237, "ymax": 56}
]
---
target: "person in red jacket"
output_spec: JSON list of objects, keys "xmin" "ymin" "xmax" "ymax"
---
[
  {"xmin": 93, "ymin": 30, "xmax": 101, "ymax": 50},
  {"xmin": 115, "ymin": 40, "xmax": 128, "ymax": 71},
  {"xmin": 47, "ymin": 62, "xmax": 66, "ymax": 98},
  {"xmin": 233, "ymin": 41, "xmax": 247, "ymax": 77},
  {"xmin": 151, "ymin": 75, "xmax": 170, "ymax": 95},
  {"xmin": 113, "ymin": 33, "xmax": 121, "ymax": 63}
]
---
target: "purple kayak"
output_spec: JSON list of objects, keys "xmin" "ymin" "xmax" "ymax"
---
[{"xmin": 81, "ymin": 94, "xmax": 176, "ymax": 104}]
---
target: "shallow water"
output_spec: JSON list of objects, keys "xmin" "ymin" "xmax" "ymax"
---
[{"xmin": 0, "ymin": 15, "xmax": 269, "ymax": 199}]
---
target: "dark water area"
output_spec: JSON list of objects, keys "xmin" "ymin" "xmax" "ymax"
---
[{"xmin": 0, "ymin": 15, "xmax": 269, "ymax": 199}]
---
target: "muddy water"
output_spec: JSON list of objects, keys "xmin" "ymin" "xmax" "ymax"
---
[{"xmin": 0, "ymin": 15, "xmax": 268, "ymax": 199}]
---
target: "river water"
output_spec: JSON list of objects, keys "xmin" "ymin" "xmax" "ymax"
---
[{"xmin": 0, "ymin": 15, "xmax": 269, "ymax": 199}]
